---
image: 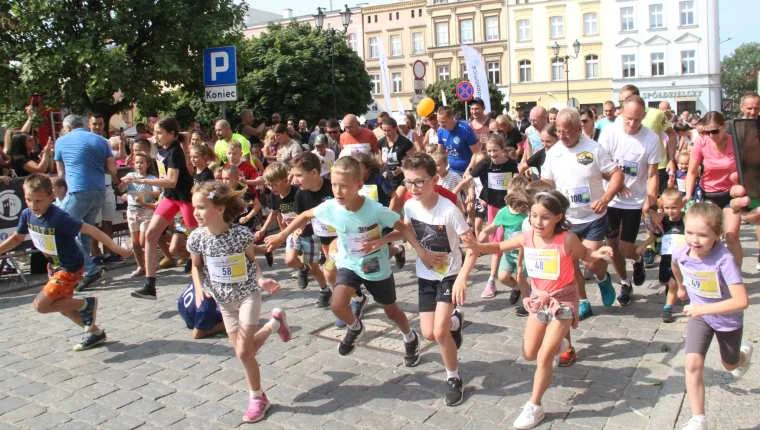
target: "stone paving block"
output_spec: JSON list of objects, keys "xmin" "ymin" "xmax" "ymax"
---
[
  {"xmin": 19, "ymin": 411, "xmax": 73, "ymax": 429},
  {"xmin": 98, "ymin": 413, "xmax": 146, "ymax": 430},
  {"xmin": 118, "ymin": 397, "xmax": 165, "ymax": 417},
  {"xmin": 143, "ymin": 405, "xmax": 186, "ymax": 426},
  {"xmin": 95, "ymin": 389, "xmax": 142, "ymax": 410},
  {"xmin": 0, "ymin": 401, "xmax": 45, "ymax": 422},
  {"xmin": 70, "ymin": 402, "xmax": 119, "ymax": 426},
  {"xmin": 158, "ymin": 391, "xmax": 206, "ymax": 411},
  {"xmin": 11, "ymin": 381, "xmax": 48, "ymax": 398},
  {"xmin": 423, "ymin": 409, "xmax": 473, "ymax": 429}
]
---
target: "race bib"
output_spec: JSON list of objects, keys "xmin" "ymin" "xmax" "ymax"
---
[
  {"xmin": 205, "ymin": 253, "xmax": 248, "ymax": 284},
  {"xmin": 661, "ymin": 234, "xmax": 686, "ymax": 255},
  {"xmin": 680, "ymin": 267, "xmax": 721, "ymax": 299},
  {"xmin": 676, "ymin": 178, "xmax": 686, "ymax": 193},
  {"xmin": 312, "ymin": 219, "xmax": 337, "ymax": 237},
  {"xmin": 346, "ymin": 224, "xmax": 381, "ymax": 256},
  {"xmin": 339, "ymin": 143, "xmax": 371, "ymax": 159},
  {"xmin": 524, "ymin": 248, "xmax": 560, "ymax": 280},
  {"xmin": 487, "ymin": 172, "xmax": 511, "ymax": 191},
  {"xmin": 621, "ymin": 160, "xmax": 639, "ymax": 177},
  {"xmin": 29, "ymin": 230, "xmax": 58, "ymax": 256},
  {"xmin": 360, "ymin": 184, "xmax": 379, "ymax": 202},
  {"xmin": 565, "ymin": 184, "xmax": 592, "ymax": 208}
]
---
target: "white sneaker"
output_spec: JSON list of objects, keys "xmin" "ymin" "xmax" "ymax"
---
[
  {"xmin": 681, "ymin": 415, "xmax": 707, "ymax": 430},
  {"xmin": 513, "ymin": 401, "xmax": 545, "ymax": 429},
  {"xmin": 554, "ymin": 338, "xmax": 570, "ymax": 368},
  {"xmin": 731, "ymin": 342, "xmax": 753, "ymax": 379}
]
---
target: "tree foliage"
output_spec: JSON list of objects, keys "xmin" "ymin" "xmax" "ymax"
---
[
  {"xmin": 0, "ymin": 0, "xmax": 246, "ymax": 127},
  {"xmin": 424, "ymin": 79, "xmax": 505, "ymax": 119},
  {"xmin": 721, "ymin": 42, "xmax": 760, "ymax": 115},
  {"xmin": 239, "ymin": 22, "xmax": 372, "ymax": 123}
]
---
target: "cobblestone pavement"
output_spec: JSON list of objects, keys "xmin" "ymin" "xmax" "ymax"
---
[{"xmin": 0, "ymin": 229, "xmax": 758, "ymax": 429}]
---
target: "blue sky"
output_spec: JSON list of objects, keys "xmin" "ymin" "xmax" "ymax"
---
[{"xmin": 251, "ymin": 0, "xmax": 756, "ymax": 58}]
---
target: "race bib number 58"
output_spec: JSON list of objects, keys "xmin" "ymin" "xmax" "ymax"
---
[{"xmin": 206, "ymin": 253, "xmax": 248, "ymax": 284}]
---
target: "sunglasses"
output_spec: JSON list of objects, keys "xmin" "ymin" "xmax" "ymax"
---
[{"xmin": 700, "ymin": 129, "xmax": 720, "ymax": 136}]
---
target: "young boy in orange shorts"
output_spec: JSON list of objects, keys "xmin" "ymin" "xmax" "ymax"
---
[{"xmin": 0, "ymin": 174, "xmax": 131, "ymax": 351}]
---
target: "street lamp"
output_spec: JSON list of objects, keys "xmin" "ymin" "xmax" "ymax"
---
[
  {"xmin": 552, "ymin": 39, "xmax": 581, "ymax": 107},
  {"xmin": 314, "ymin": 5, "xmax": 352, "ymax": 118}
]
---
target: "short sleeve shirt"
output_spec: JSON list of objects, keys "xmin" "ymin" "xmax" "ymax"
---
[
  {"xmin": 470, "ymin": 158, "xmax": 518, "ymax": 208},
  {"xmin": 493, "ymin": 206, "xmax": 527, "ymax": 259},
  {"xmin": 295, "ymin": 178, "xmax": 335, "ymax": 238},
  {"xmin": 16, "ymin": 206, "xmax": 83, "ymax": 271},
  {"xmin": 438, "ymin": 121, "xmax": 477, "ymax": 173},
  {"xmin": 339, "ymin": 128, "xmax": 379, "ymax": 157},
  {"xmin": 313, "ymin": 198, "xmax": 400, "ymax": 281},
  {"xmin": 54, "ymin": 128, "xmax": 110, "ymax": 193},
  {"xmin": 272, "ymin": 185, "xmax": 299, "ymax": 226},
  {"xmin": 690, "ymin": 134, "xmax": 736, "ymax": 193},
  {"xmin": 186, "ymin": 224, "xmax": 258, "ymax": 304},
  {"xmin": 159, "ymin": 141, "xmax": 194, "ymax": 202},
  {"xmin": 124, "ymin": 173, "xmax": 160, "ymax": 208},
  {"xmin": 214, "ymin": 133, "xmax": 251, "ymax": 164}
]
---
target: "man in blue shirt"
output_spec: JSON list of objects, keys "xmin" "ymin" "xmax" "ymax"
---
[
  {"xmin": 54, "ymin": 114, "xmax": 116, "ymax": 289},
  {"xmin": 436, "ymin": 106, "xmax": 480, "ymax": 175}
]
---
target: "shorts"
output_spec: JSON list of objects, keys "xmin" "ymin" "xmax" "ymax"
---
[
  {"xmin": 685, "ymin": 317, "xmax": 743, "ymax": 365},
  {"xmin": 658, "ymin": 168, "xmax": 668, "ymax": 195},
  {"xmin": 532, "ymin": 304, "xmax": 574, "ymax": 324},
  {"xmin": 155, "ymin": 198, "xmax": 198, "ymax": 229},
  {"xmin": 318, "ymin": 235, "xmax": 336, "ymax": 246},
  {"xmin": 498, "ymin": 252, "xmax": 518, "ymax": 275},
  {"xmin": 606, "ymin": 207, "xmax": 642, "ymax": 243},
  {"xmin": 474, "ymin": 199, "xmax": 486, "ymax": 220},
  {"xmin": 286, "ymin": 234, "xmax": 319, "ymax": 264},
  {"xmin": 571, "ymin": 216, "xmax": 609, "ymax": 243},
  {"xmin": 418, "ymin": 276, "xmax": 454, "ymax": 312},
  {"xmin": 703, "ymin": 191, "xmax": 731, "ymax": 209},
  {"xmin": 42, "ymin": 268, "xmax": 84, "ymax": 300},
  {"xmin": 336, "ymin": 268, "xmax": 396, "ymax": 305},
  {"xmin": 127, "ymin": 206, "xmax": 154, "ymax": 234},
  {"xmin": 183, "ymin": 296, "xmax": 223, "ymax": 331},
  {"xmin": 96, "ymin": 187, "xmax": 117, "ymax": 224},
  {"xmin": 218, "ymin": 292, "xmax": 262, "ymax": 333},
  {"xmin": 658, "ymin": 255, "xmax": 673, "ymax": 284}
]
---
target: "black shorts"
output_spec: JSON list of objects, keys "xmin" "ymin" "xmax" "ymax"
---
[
  {"xmin": 685, "ymin": 317, "xmax": 743, "ymax": 365},
  {"xmin": 703, "ymin": 191, "xmax": 731, "ymax": 209},
  {"xmin": 658, "ymin": 255, "xmax": 673, "ymax": 284},
  {"xmin": 336, "ymin": 268, "xmax": 396, "ymax": 305},
  {"xmin": 418, "ymin": 276, "xmax": 455, "ymax": 312},
  {"xmin": 571, "ymin": 216, "xmax": 609, "ymax": 242},
  {"xmin": 606, "ymin": 207, "xmax": 643, "ymax": 243},
  {"xmin": 658, "ymin": 168, "xmax": 668, "ymax": 195},
  {"xmin": 318, "ymin": 235, "xmax": 336, "ymax": 246}
]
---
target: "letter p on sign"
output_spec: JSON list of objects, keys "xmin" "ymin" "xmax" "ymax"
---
[
  {"xmin": 203, "ymin": 46, "xmax": 237, "ymax": 88},
  {"xmin": 210, "ymin": 52, "xmax": 228, "ymax": 81}
]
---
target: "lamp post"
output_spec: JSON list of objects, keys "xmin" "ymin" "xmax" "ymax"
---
[
  {"xmin": 314, "ymin": 5, "xmax": 352, "ymax": 118},
  {"xmin": 552, "ymin": 39, "xmax": 581, "ymax": 107}
]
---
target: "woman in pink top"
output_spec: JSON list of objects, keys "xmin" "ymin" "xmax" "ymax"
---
[
  {"xmin": 459, "ymin": 190, "xmax": 612, "ymax": 429},
  {"xmin": 684, "ymin": 111, "xmax": 742, "ymax": 265}
]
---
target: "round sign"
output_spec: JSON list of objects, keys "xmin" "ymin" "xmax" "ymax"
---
[
  {"xmin": 456, "ymin": 81, "xmax": 475, "ymax": 102},
  {"xmin": 412, "ymin": 60, "xmax": 426, "ymax": 80}
]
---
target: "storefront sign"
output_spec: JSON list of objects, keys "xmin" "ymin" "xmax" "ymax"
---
[{"xmin": 642, "ymin": 89, "xmax": 702, "ymax": 99}]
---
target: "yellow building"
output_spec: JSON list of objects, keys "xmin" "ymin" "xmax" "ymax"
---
[
  {"xmin": 427, "ymin": 0, "xmax": 511, "ymax": 108},
  {"xmin": 507, "ymin": 0, "xmax": 612, "ymax": 113}
]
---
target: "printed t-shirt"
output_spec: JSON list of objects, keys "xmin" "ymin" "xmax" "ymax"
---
[
  {"xmin": 123, "ymin": 173, "xmax": 160, "ymax": 208},
  {"xmin": 313, "ymin": 198, "xmax": 400, "ymax": 281},
  {"xmin": 272, "ymin": 185, "xmax": 299, "ymax": 226},
  {"xmin": 339, "ymin": 128, "xmax": 378, "ymax": 158},
  {"xmin": 438, "ymin": 120, "xmax": 477, "ymax": 173},
  {"xmin": 16, "ymin": 205, "xmax": 83, "ymax": 271},
  {"xmin": 404, "ymin": 195, "xmax": 470, "ymax": 280},
  {"xmin": 295, "ymin": 177, "xmax": 335, "ymax": 238}
]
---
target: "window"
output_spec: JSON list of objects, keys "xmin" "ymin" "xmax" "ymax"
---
[
  {"xmin": 517, "ymin": 19, "xmax": 530, "ymax": 42},
  {"xmin": 347, "ymin": 33, "xmax": 358, "ymax": 52},
  {"xmin": 437, "ymin": 64, "xmax": 450, "ymax": 81},
  {"xmin": 680, "ymin": 0, "xmax": 695, "ymax": 26},
  {"xmin": 459, "ymin": 19, "xmax": 474, "ymax": 44},
  {"xmin": 368, "ymin": 37, "xmax": 379, "ymax": 59},
  {"xmin": 651, "ymin": 52, "xmax": 665, "ymax": 76},
  {"xmin": 681, "ymin": 50, "xmax": 695, "ymax": 74},
  {"xmin": 620, "ymin": 7, "xmax": 634, "ymax": 31},
  {"xmin": 392, "ymin": 72, "xmax": 402, "ymax": 93},
  {"xmin": 460, "ymin": 63, "xmax": 468, "ymax": 80},
  {"xmin": 487, "ymin": 61, "xmax": 500, "ymax": 84},
  {"xmin": 370, "ymin": 74, "xmax": 380, "ymax": 95},
  {"xmin": 411, "ymin": 9, "xmax": 414, "ymax": 18},
  {"xmin": 485, "ymin": 16, "xmax": 499, "ymax": 41},
  {"xmin": 649, "ymin": 4, "xmax": 664, "ymax": 29},
  {"xmin": 549, "ymin": 16, "xmax": 563, "ymax": 39},
  {"xmin": 367, "ymin": 15, "xmax": 371, "ymax": 24},
  {"xmin": 551, "ymin": 57, "xmax": 564, "ymax": 81},
  {"xmin": 435, "ymin": 22, "xmax": 449, "ymax": 47},
  {"xmin": 396, "ymin": 12, "xmax": 399, "ymax": 20},
  {"xmin": 389, "ymin": 13, "xmax": 392, "ymax": 21},
  {"xmin": 622, "ymin": 54, "xmax": 636, "ymax": 78},
  {"xmin": 412, "ymin": 32, "xmax": 424, "ymax": 54},
  {"xmin": 585, "ymin": 54, "xmax": 599, "ymax": 79},
  {"xmin": 390, "ymin": 35, "xmax": 402, "ymax": 57},
  {"xmin": 374, "ymin": 15, "xmax": 377, "ymax": 23},
  {"xmin": 519, "ymin": 60, "xmax": 532, "ymax": 82},
  {"xmin": 583, "ymin": 13, "xmax": 597, "ymax": 35}
]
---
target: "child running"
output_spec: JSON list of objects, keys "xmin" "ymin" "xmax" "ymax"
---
[
  {"xmin": 119, "ymin": 152, "xmax": 161, "ymax": 277},
  {"xmin": 189, "ymin": 142, "xmax": 215, "ymax": 184},
  {"xmin": 458, "ymin": 190, "xmax": 612, "ymax": 429},
  {"xmin": 265, "ymin": 156, "xmax": 444, "ymax": 363},
  {"xmin": 672, "ymin": 202, "xmax": 751, "ymax": 430},
  {"xmin": 0, "ymin": 174, "xmax": 131, "ymax": 351},
  {"xmin": 649, "ymin": 188, "xmax": 687, "ymax": 323},
  {"xmin": 187, "ymin": 181, "xmax": 291, "ymax": 423}
]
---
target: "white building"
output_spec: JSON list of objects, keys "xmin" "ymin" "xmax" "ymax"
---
[{"xmin": 608, "ymin": 0, "xmax": 720, "ymax": 114}]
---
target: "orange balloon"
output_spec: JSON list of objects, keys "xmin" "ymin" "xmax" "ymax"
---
[{"xmin": 416, "ymin": 97, "xmax": 435, "ymax": 118}]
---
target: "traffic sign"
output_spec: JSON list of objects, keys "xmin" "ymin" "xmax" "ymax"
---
[
  {"xmin": 456, "ymin": 81, "xmax": 474, "ymax": 102},
  {"xmin": 412, "ymin": 60, "xmax": 426, "ymax": 80},
  {"xmin": 203, "ymin": 46, "xmax": 238, "ymax": 102},
  {"xmin": 413, "ymin": 79, "xmax": 425, "ymax": 95}
]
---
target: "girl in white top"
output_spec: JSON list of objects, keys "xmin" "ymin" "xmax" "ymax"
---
[{"xmin": 186, "ymin": 181, "xmax": 291, "ymax": 424}]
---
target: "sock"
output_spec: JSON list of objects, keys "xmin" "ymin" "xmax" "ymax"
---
[
  {"xmin": 320, "ymin": 287, "xmax": 330, "ymax": 293},
  {"xmin": 347, "ymin": 319, "xmax": 361, "ymax": 330},
  {"xmin": 595, "ymin": 273, "xmax": 607, "ymax": 283},
  {"xmin": 487, "ymin": 275, "xmax": 494, "ymax": 283},
  {"xmin": 79, "ymin": 300, "xmax": 88, "ymax": 311},
  {"xmin": 663, "ymin": 304, "xmax": 673, "ymax": 311},
  {"xmin": 445, "ymin": 368, "xmax": 459, "ymax": 380},
  {"xmin": 402, "ymin": 329, "xmax": 416, "ymax": 343},
  {"xmin": 249, "ymin": 390, "xmax": 263, "ymax": 399},
  {"xmin": 691, "ymin": 415, "xmax": 706, "ymax": 422},
  {"xmin": 579, "ymin": 299, "xmax": 590, "ymax": 304},
  {"xmin": 146, "ymin": 277, "xmax": 156, "ymax": 287},
  {"xmin": 269, "ymin": 318, "xmax": 280, "ymax": 332},
  {"xmin": 450, "ymin": 315, "xmax": 461, "ymax": 331}
]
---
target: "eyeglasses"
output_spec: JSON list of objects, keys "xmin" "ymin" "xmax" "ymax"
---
[
  {"xmin": 700, "ymin": 129, "xmax": 720, "ymax": 136},
  {"xmin": 403, "ymin": 177, "xmax": 432, "ymax": 189}
]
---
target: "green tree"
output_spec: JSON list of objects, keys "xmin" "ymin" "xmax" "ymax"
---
[
  {"xmin": 721, "ymin": 42, "xmax": 760, "ymax": 115},
  {"xmin": 0, "ymin": 0, "xmax": 246, "ymax": 128},
  {"xmin": 424, "ymin": 79, "xmax": 505, "ymax": 119},
  {"xmin": 239, "ymin": 22, "xmax": 372, "ymax": 123}
]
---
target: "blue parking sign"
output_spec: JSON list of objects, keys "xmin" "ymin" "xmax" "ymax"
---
[{"xmin": 203, "ymin": 46, "xmax": 237, "ymax": 87}]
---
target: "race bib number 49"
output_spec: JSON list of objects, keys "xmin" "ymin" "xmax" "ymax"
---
[{"xmin": 680, "ymin": 266, "xmax": 721, "ymax": 299}]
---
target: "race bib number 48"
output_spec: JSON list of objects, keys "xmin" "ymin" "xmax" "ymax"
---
[
  {"xmin": 206, "ymin": 253, "xmax": 248, "ymax": 284},
  {"xmin": 524, "ymin": 248, "xmax": 560, "ymax": 280}
]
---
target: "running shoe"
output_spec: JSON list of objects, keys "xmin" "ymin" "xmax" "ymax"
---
[
  {"xmin": 554, "ymin": 338, "xmax": 570, "ymax": 368},
  {"xmin": 480, "ymin": 279, "xmax": 497, "ymax": 299},
  {"xmin": 508, "ymin": 289, "xmax": 521, "ymax": 305},
  {"xmin": 559, "ymin": 345, "xmax": 576, "ymax": 368},
  {"xmin": 662, "ymin": 307, "xmax": 675, "ymax": 323},
  {"xmin": 451, "ymin": 308, "xmax": 464, "ymax": 349},
  {"xmin": 633, "ymin": 258, "xmax": 646, "ymax": 286},
  {"xmin": 92, "ymin": 256, "xmax": 104, "ymax": 266},
  {"xmin": 73, "ymin": 330, "xmax": 106, "ymax": 351},
  {"xmin": 103, "ymin": 254, "xmax": 123, "ymax": 264},
  {"xmin": 271, "ymin": 308, "xmax": 291, "ymax": 342},
  {"xmin": 265, "ymin": 251, "xmax": 274, "ymax": 268},
  {"xmin": 394, "ymin": 245, "xmax": 406, "ymax": 269},
  {"xmin": 444, "ymin": 377, "xmax": 464, "ymax": 406},
  {"xmin": 578, "ymin": 300, "xmax": 592, "ymax": 321},
  {"xmin": 513, "ymin": 402, "xmax": 545, "ymax": 429},
  {"xmin": 731, "ymin": 342, "xmax": 753, "ymax": 379},
  {"xmin": 130, "ymin": 283, "xmax": 157, "ymax": 300},
  {"xmin": 78, "ymin": 297, "xmax": 97, "ymax": 329},
  {"xmin": 76, "ymin": 269, "xmax": 103, "ymax": 292},
  {"xmin": 598, "ymin": 273, "xmax": 616, "ymax": 307},
  {"xmin": 403, "ymin": 330, "xmax": 421, "ymax": 367},
  {"xmin": 643, "ymin": 248, "xmax": 657, "ymax": 268},
  {"xmin": 617, "ymin": 283, "xmax": 633, "ymax": 306},
  {"xmin": 515, "ymin": 304, "xmax": 529, "ymax": 317},
  {"xmin": 316, "ymin": 288, "xmax": 331, "ymax": 308},
  {"xmin": 338, "ymin": 321, "xmax": 364, "ymax": 356},
  {"xmin": 298, "ymin": 265, "xmax": 309, "ymax": 289},
  {"xmin": 242, "ymin": 394, "xmax": 271, "ymax": 423},
  {"xmin": 681, "ymin": 415, "xmax": 707, "ymax": 430}
]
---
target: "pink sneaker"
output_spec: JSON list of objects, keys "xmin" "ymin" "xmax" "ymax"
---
[
  {"xmin": 242, "ymin": 394, "xmax": 270, "ymax": 423},
  {"xmin": 271, "ymin": 308, "xmax": 291, "ymax": 342},
  {"xmin": 481, "ymin": 279, "xmax": 497, "ymax": 299}
]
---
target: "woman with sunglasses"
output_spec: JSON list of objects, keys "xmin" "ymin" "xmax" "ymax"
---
[{"xmin": 683, "ymin": 111, "xmax": 742, "ymax": 265}]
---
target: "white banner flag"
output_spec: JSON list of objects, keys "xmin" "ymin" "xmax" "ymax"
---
[
  {"xmin": 377, "ymin": 38, "xmax": 393, "ymax": 113},
  {"xmin": 441, "ymin": 90, "xmax": 448, "ymax": 107},
  {"xmin": 461, "ymin": 45, "xmax": 491, "ymax": 113}
]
